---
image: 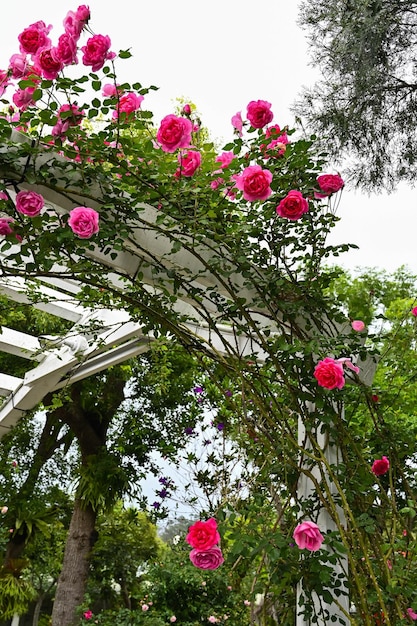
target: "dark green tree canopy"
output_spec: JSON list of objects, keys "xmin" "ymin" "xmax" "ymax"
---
[{"xmin": 295, "ymin": 0, "xmax": 417, "ymax": 191}]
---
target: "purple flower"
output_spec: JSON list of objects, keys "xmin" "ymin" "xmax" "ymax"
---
[
  {"xmin": 225, "ymin": 389, "xmax": 233, "ymax": 397},
  {"xmin": 193, "ymin": 386, "xmax": 203, "ymax": 394},
  {"xmin": 159, "ymin": 476, "xmax": 168, "ymax": 485},
  {"xmin": 203, "ymin": 439, "xmax": 212, "ymax": 446},
  {"xmin": 185, "ymin": 427, "xmax": 195, "ymax": 435},
  {"xmin": 157, "ymin": 489, "xmax": 168, "ymax": 499},
  {"xmin": 216, "ymin": 423, "xmax": 224, "ymax": 431},
  {"xmin": 152, "ymin": 501, "xmax": 161, "ymax": 509}
]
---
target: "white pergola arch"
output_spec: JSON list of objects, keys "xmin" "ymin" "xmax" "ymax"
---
[{"xmin": 0, "ymin": 129, "xmax": 377, "ymax": 625}]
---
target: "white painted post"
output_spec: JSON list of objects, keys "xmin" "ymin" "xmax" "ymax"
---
[
  {"xmin": 296, "ymin": 408, "xmax": 349, "ymax": 626},
  {"xmin": 11, "ymin": 614, "xmax": 20, "ymax": 626}
]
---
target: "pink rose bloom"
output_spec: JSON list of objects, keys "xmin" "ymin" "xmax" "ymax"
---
[
  {"xmin": 64, "ymin": 6, "xmax": 90, "ymax": 40},
  {"xmin": 55, "ymin": 33, "xmax": 78, "ymax": 66},
  {"xmin": 68, "ymin": 206, "xmax": 99, "ymax": 238},
  {"xmin": 208, "ymin": 618, "xmax": 218, "ymax": 624},
  {"xmin": 231, "ymin": 111, "xmax": 243, "ymax": 136},
  {"xmin": 0, "ymin": 192, "xmax": 8, "ymax": 200},
  {"xmin": 186, "ymin": 518, "xmax": 220, "ymax": 550},
  {"xmin": 234, "ymin": 165, "xmax": 273, "ymax": 201},
  {"xmin": 83, "ymin": 610, "xmax": 93, "ymax": 620},
  {"xmin": 211, "ymin": 177, "xmax": 224, "ymax": 190},
  {"xmin": 246, "ymin": 100, "xmax": 273, "ymax": 129},
  {"xmin": 0, "ymin": 218, "xmax": 14, "ymax": 236},
  {"xmin": 276, "ymin": 190, "xmax": 309, "ymax": 220},
  {"xmin": 81, "ymin": 35, "xmax": 115, "ymax": 72},
  {"xmin": 176, "ymin": 150, "xmax": 201, "ymax": 177},
  {"xmin": 315, "ymin": 174, "xmax": 344, "ymax": 199},
  {"xmin": 182, "ymin": 103, "xmax": 191, "ymax": 115},
  {"xmin": 102, "ymin": 83, "xmax": 118, "ymax": 97},
  {"xmin": 351, "ymin": 320, "xmax": 365, "ymax": 332},
  {"xmin": 169, "ymin": 617, "xmax": 177, "ymax": 623},
  {"xmin": 371, "ymin": 456, "xmax": 390, "ymax": 476},
  {"xmin": 9, "ymin": 54, "xmax": 30, "ymax": 79},
  {"xmin": 407, "ymin": 608, "xmax": 417, "ymax": 621},
  {"xmin": 76, "ymin": 5, "xmax": 91, "ymax": 21},
  {"xmin": 1, "ymin": 506, "xmax": 8, "ymax": 514},
  {"xmin": 114, "ymin": 92, "xmax": 144, "ymax": 119},
  {"xmin": 12, "ymin": 87, "xmax": 36, "ymax": 111},
  {"xmin": 15, "ymin": 190, "xmax": 44, "ymax": 217},
  {"xmin": 411, "ymin": 306, "xmax": 417, "ymax": 317},
  {"xmin": 263, "ymin": 126, "xmax": 289, "ymax": 157},
  {"xmin": 215, "ymin": 151, "xmax": 234, "ymax": 169},
  {"xmin": 18, "ymin": 21, "xmax": 52, "ymax": 55},
  {"xmin": 35, "ymin": 48, "xmax": 64, "ymax": 80},
  {"xmin": 52, "ymin": 104, "xmax": 84, "ymax": 138},
  {"xmin": 0, "ymin": 70, "xmax": 10, "ymax": 97},
  {"xmin": 141, "ymin": 604, "xmax": 149, "ymax": 612},
  {"xmin": 293, "ymin": 521, "xmax": 324, "ymax": 552},
  {"xmin": 157, "ymin": 114, "xmax": 193, "ymax": 153},
  {"xmin": 189, "ymin": 546, "xmax": 224, "ymax": 570},
  {"xmin": 314, "ymin": 357, "xmax": 345, "ymax": 390}
]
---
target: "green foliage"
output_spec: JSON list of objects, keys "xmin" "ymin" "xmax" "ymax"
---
[{"xmin": 295, "ymin": 0, "xmax": 417, "ymax": 190}]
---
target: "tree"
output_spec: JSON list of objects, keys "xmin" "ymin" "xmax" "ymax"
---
[
  {"xmin": 294, "ymin": 0, "xmax": 417, "ymax": 191},
  {"xmin": 87, "ymin": 505, "xmax": 162, "ymax": 612}
]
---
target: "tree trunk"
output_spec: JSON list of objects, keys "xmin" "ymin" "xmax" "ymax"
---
[
  {"xmin": 51, "ymin": 499, "xmax": 96, "ymax": 626},
  {"xmin": 32, "ymin": 592, "xmax": 45, "ymax": 626}
]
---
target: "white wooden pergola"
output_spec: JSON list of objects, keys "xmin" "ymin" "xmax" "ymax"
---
[{"xmin": 0, "ymin": 129, "xmax": 376, "ymax": 625}]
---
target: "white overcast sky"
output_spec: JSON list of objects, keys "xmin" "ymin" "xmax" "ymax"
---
[{"xmin": 3, "ymin": 0, "xmax": 416, "ymax": 276}]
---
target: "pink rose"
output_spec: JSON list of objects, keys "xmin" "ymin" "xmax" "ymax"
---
[
  {"xmin": 411, "ymin": 306, "xmax": 417, "ymax": 317},
  {"xmin": 246, "ymin": 100, "xmax": 273, "ymax": 129},
  {"xmin": 68, "ymin": 206, "xmax": 99, "ymax": 238},
  {"xmin": 351, "ymin": 320, "xmax": 365, "ymax": 332},
  {"xmin": 215, "ymin": 151, "xmax": 234, "ymax": 169},
  {"xmin": 210, "ymin": 177, "xmax": 224, "ymax": 190},
  {"xmin": 141, "ymin": 604, "xmax": 149, "ymax": 612},
  {"xmin": 293, "ymin": 521, "xmax": 324, "ymax": 552},
  {"xmin": 83, "ymin": 610, "xmax": 93, "ymax": 620},
  {"xmin": 35, "ymin": 48, "xmax": 64, "ymax": 80},
  {"xmin": 114, "ymin": 92, "xmax": 144, "ymax": 119},
  {"xmin": 176, "ymin": 150, "xmax": 201, "ymax": 177},
  {"xmin": 234, "ymin": 165, "xmax": 273, "ymax": 202},
  {"xmin": 263, "ymin": 126, "xmax": 289, "ymax": 157},
  {"xmin": 81, "ymin": 35, "xmax": 115, "ymax": 72},
  {"xmin": 182, "ymin": 103, "xmax": 191, "ymax": 115},
  {"xmin": 315, "ymin": 174, "xmax": 344, "ymax": 199},
  {"xmin": 102, "ymin": 83, "xmax": 119, "ymax": 97},
  {"xmin": 15, "ymin": 190, "xmax": 44, "ymax": 217},
  {"xmin": 407, "ymin": 608, "xmax": 417, "ymax": 621},
  {"xmin": 1, "ymin": 506, "xmax": 8, "ymax": 514},
  {"xmin": 170, "ymin": 617, "xmax": 177, "ymax": 623},
  {"xmin": 9, "ymin": 54, "xmax": 30, "ymax": 79},
  {"xmin": 186, "ymin": 518, "xmax": 220, "ymax": 550},
  {"xmin": 231, "ymin": 111, "xmax": 243, "ymax": 136},
  {"xmin": 189, "ymin": 546, "xmax": 224, "ymax": 570},
  {"xmin": 314, "ymin": 357, "xmax": 345, "ymax": 390},
  {"xmin": 55, "ymin": 33, "xmax": 78, "ymax": 66},
  {"xmin": 18, "ymin": 21, "xmax": 52, "ymax": 55},
  {"xmin": 0, "ymin": 70, "xmax": 10, "ymax": 97},
  {"xmin": 64, "ymin": 6, "xmax": 90, "ymax": 40},
  {"xmin": 371, "ymin": 456, "xmax": 390, "ymax": 476},
  {"xmin": 276, "ymin": 190, "xmax": 309, "ymax": 220},
  {"xmin": 12, "ymin": 87, "xmax": 36, "ymax": 111},
  {"xmin": 157, "ymin": 114, "xmax": 193, "ymax": 153},
  {"xmin": 52, "ymin": 104, "xmax": 84, "ymax": 138}
]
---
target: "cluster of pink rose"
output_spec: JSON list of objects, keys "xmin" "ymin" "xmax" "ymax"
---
[
  {"xmin": 155, "ymin": 99, "xmax": 344, "ymax": 217},
  {"xmin": 0, "ymin": 189, "xmax": 99, "ymax": 240},
  {"xmin": 185, "ymin": 518, "xmax": 224, "ymax": 570}
]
